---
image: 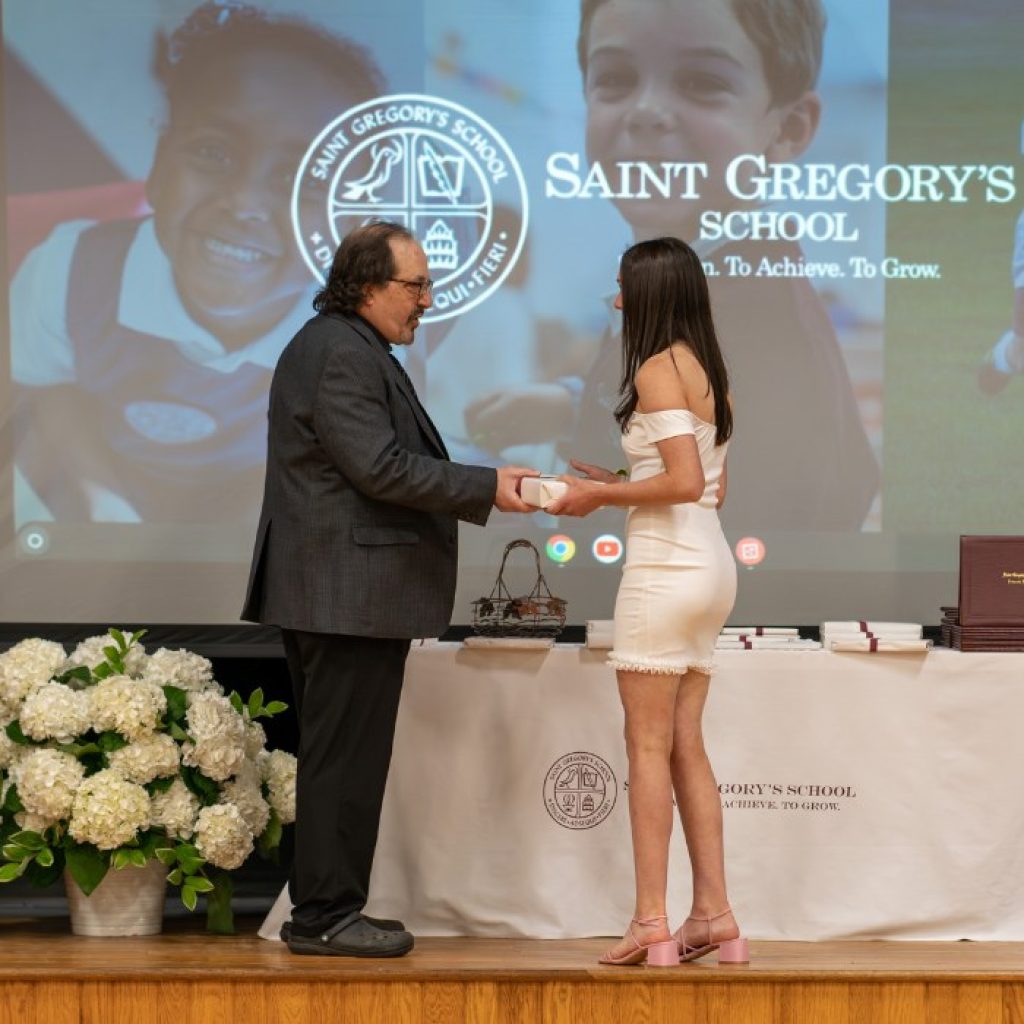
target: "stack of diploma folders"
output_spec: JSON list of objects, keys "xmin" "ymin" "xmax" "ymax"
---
[
  {"xmin": 715, "ymin": 628, "xmax": 821, "ymax": 651},
  {"xmin": 819, "ymin": 621, "xmax": 930, "ymax": 653},
  {"xmin": 944, "ymin": 536, "xmax": 1024, "ymax": 650}
]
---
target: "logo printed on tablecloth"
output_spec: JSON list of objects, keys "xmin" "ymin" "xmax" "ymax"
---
[{"xmin": 543, "ymin": 752, "xmax": 617, "ymax": 829}]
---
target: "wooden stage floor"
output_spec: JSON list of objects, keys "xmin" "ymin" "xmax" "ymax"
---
[{"xmin": 2, "ymin": 916, "xmax": 1023, "ymax": 1023}]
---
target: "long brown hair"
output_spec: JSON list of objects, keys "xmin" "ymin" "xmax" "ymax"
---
[{"xmin": 614, "ymin": 237, "xmax": 732, "ymax": 445}]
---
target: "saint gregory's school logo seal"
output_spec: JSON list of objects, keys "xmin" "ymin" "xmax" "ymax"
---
[
  {"xmin": 544, "ymin": 752, "xmax": 617, "ymax": 830},
  {"xmin": 292, "ymin": 93, "xmax": 528, "ymax": 324}
]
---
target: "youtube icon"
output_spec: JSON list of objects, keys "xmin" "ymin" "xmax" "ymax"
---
[{"xmin": 592, "ymin": 534, "xmax": 623, "ymax": 564}]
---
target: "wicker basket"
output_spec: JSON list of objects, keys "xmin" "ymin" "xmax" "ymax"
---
[{"xmin": 470, "ymin": 539, "xmax": 567, "ymax": 638}]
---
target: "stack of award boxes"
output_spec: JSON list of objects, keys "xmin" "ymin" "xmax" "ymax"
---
[{"xmin": 943, "ymin": 536, "xmax": 1024, "ymax": 651}]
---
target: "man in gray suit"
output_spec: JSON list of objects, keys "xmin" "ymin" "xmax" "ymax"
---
[{"xmin": 242, "ymin": 221, "xmax": 535, "ymax": 957}]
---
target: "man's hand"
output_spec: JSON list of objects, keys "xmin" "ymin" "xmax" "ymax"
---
[{"xmin": 494, "ymin": 466, "xmax": 540, "ymax": 513}]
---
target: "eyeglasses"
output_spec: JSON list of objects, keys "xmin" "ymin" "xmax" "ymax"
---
[{"xmin": 390, "ymin": 277, "xmax": 434, "ymax": 299}]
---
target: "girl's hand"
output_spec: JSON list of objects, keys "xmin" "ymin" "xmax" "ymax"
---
[
  {"xmin": 545, "ymin": 475, "xmax": 606, "ymax": 517},
  {"xmin": 568, "ymin": 458, "xmax": 619, "ymax": 485}
]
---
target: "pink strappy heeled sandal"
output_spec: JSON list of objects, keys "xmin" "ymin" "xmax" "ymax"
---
[
  {"xmin": 598, "ymin": 914, "xmax": 680, "ymax": 967},
  {"xmin": 674, "ymin": 907, "xmax": 750, "ymax": 964}
]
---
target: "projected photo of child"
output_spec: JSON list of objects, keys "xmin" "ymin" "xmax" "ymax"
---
[
  {"xmin": 465, "ymin": 0, "xmax": 882, "ymax": 532},
  {"xmin": 8, "ymin": 3, "xmax": 383, "ymax": 527},
  {"xmin": 977, "ymin": 207, "xmax": 1024, "ymax": 394}
]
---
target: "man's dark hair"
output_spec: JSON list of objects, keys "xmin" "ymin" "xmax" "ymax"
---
[
  {"xmin": 313, "ymin": 222, "xmax": 416, "ymax": 316},
  {"xmin": 153, "ymin": 1, "xmax": 384, "ymax": 113}
]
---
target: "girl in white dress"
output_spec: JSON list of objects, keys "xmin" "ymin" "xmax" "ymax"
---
[{"xmin": 549, "ymin": 237, "xmax": 747, "ymax": 967}]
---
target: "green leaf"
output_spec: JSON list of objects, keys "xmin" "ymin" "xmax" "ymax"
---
[
  {"xmin": 2, "ymin": 844, "xmax": 31, "ymax": 863},
  {"xmin": 174, "ymin": 843, "xmax": 204, "ymax": 875},
  {"xmin": 228, "ymin": 691, "xmax": 244, "ymax": 714},
  {"xmin": 2, "ymin": 785, "xmax": 24, "ymax": 814},
  {"xmin": 138, "ymin": 831, "xmax": 164, "ymax": 859},
  {"xmin": 187, "ymin": 876, "xmax": 215, "ymax": 894},
  {"xmin": 257, "ymin": 809, "xmax": 283, "ymax": 856},
  {"xmin": 162, "ymin": 685, "xmax": 188, "ymax": 723},
  {"xmin": 34, "ymin": 848, "xmax": 54, "ymax": 868},
  {"xmin": 5, "ymin": 721, "xmax": 33, "ymax": 746},
  {"xmin": 205, "ymin": 872, "xmax": 235, "ymax": 935},
  {"xmin": 130, "ymin": 630, "xmax": 148, "ymax": 646},
  {"xmin": 167, "ymin": 867, "xmax": 184, "ymax": 886},
  {"xmin": 65, "ymin": 844, "xmax": 109, "ymax": 896},
  {"xmin": 262, "ymin": 701, "xmax": 288, "ymax": 717},
  {"xmin": 247, "ymin": 688, "xmax": 264, "ymax": 719},
  {"xmin": 28, "ymin": 856, "xmax": 64, "ymax": 888},
  {"xmin": 128, "ymin": 849, "xmax": 147, "ymax": 868},
  {"xmin": 156, "ymin": 847, "xmax": 178, "ymax": 867},
  {"xmin": 9, "ymin": 830, "xmax": 46, "ymax": 851},
  {"xmin": 181, "ymin": 766, "xmax": 219, "ymax": 807},
  {"xmin": 109, "ymin": 628, "xmax": 127, "ymax": 650},
  {"xmin": 93, "ymin": 663, "xmax": 114, "ymax": 681},
  {"xmin": 96, "ymin": 731, "xmax": 129, "ymax": 753},
  {"xmin": 169, "ymin": 722, "xmax": 190, "ymax": 742},
  {"xmin": 145, "ymin": 777, "xmax": 176, "ymax": 796},
  {"xmin": 57, "ymin": 666, "xmax": 93, "ymax": 686},
  {"xmin": 102, "ymin": 644, "xmax": 121, "ymax": 664},
  {"xmin": 0, "ymin": 862, "xmax": 26, "ymax": 882},
  {"xmin": 181, "ymin": 884, "xmax": 198, "ymax": 912},
  {"xmin": 111, "ymin": 849, "xmax": 131, "ymax": 871},
  {"xmin": 56, "ymin": 742, "xmax": 101, "ymax": 758}
]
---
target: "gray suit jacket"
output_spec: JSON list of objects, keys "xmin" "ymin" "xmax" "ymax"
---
[{"xmin": 241, "ymin": 312, "xmax": 497, "ymax": 638}]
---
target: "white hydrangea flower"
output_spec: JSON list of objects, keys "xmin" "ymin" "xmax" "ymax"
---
[
  {"xmin": 0, "ymin": 715, "xmax": 22, "ymax": 770},
  {"xmin": 106, "ymin": 732, "xmax": 179, "ymax": 785},
  {"xmin": 15, "ymin": 810, "xmax": 56, "ymax": 834},
  {"xmin": 181, "ymin": 693, "xmax": 247, "ymax": 782},
  {"xmin": 89, "ymin": 675, "xmax": 166, "ymax": 741},
  {"xmin": 141, "ymin": 648, "xmax": 220, "ymax": 694},
  {"xmin": 243, "ymin": 717, "xmax": 267, "ymax": 759},
  {"xmin": 261, "ymin": 749, "xmax": 297, "ymax": 825},
  {"xmin": 181, "ymin": 740, "xmax": 246, "ymax": 783},
  {"xmin": 149, "ymin": 779, "xmax": 200, "ymax": 840},
  {"xmin": 193, "ymin": 803, "xmax": 253, "ymax": 870},
  {"xmin": 12, "ymin": 748, "xmax": 85, "ymax": 821},
  {"xmin": 68, "ymin": 769, "xmax": 150, "ymax": 850},
  {"xmin": 63, "ymin": 632, "xmax": 148, "ymax": 678},
  {"xmin": 0, "ymin": 639, "xmax": 66, "ymax": 716},
  {"xmin": 18, "ymin": 682, "xmax": 91, "ymax": 744},
  {"xmin": 186, "ymin": 692, "xmax": 244, "ymax": 741},
  {"xmin": 220, "ymin": 759, "xmax": 270, "ymax": 837}
]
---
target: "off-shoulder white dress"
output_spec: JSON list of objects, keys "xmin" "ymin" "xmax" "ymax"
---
[{"xmin": 608, "ymin": 409, "xmax": 736, "ymax": 676}]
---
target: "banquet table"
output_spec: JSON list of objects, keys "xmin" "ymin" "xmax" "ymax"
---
[{"xmin": 261, "ymin": 644, "xmax": 1024, "ymax": 941}]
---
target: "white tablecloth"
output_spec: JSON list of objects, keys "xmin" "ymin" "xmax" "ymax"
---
[{"xmin": 262, "ymin": 644, "xmax": 1024, "ymax": 941}]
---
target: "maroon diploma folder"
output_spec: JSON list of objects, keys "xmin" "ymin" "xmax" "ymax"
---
[{"xmin": 958, "ymin": 536, "xmax": 1024, "ymax": 626}]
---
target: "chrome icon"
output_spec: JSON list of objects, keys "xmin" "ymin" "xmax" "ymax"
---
[{"xmin": 546, "ymin": 534, "xmax": 576, "ymax": 564}]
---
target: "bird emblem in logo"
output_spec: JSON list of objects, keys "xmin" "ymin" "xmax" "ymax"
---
[{"xmin": 291, "ymin": 94, "xmax": 528, "ymax": 324}]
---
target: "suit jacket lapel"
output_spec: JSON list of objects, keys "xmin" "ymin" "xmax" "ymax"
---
[{"xmin": 343, "ymin": 315, "xmax": 449, "ymax": 459}]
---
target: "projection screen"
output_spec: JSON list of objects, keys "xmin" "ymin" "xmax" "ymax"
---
[{"xmin": 1, "ymin": 0, "xmax": 1021, "ymax": 628}]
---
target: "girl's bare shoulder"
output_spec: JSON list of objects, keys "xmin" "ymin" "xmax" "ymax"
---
[{"xmin": 635, "ymin": 348, "xmax": 691, "ymax": 409}]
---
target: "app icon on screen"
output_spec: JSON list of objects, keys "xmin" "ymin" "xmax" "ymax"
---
[
  {"xmin": 546, "ymin": 534, "xmax": 576, "ymax": 564},
  {"xmin": 592, "ymin": 534, "xmax": 623, "ymax": 564},
  {"xmin": 735, "ymin": 536, "xmax": 766, "ymax": 566}
]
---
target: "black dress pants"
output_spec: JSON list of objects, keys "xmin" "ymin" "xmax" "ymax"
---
[{"xmin": 281, "ymin": 629, "xmax": 410, "ymax": 933}]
